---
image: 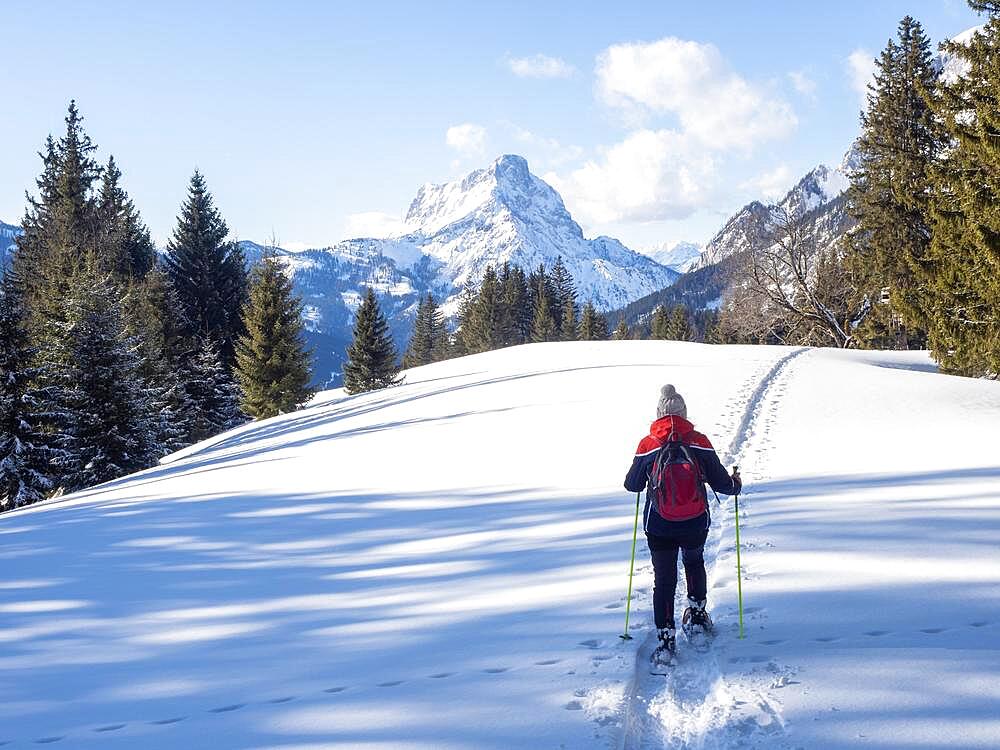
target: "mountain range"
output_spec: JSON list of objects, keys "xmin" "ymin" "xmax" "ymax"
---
[
  {"xmin": 640, "ymin": 241, "xmax": 704, "ymax": 273},
  {"xmin": 610, "ymin": 146, "xmax": 857, "ymax": 329},
  {"xmin": 243, "ymin": 154, "xmax": 680, "ymax": 384}
]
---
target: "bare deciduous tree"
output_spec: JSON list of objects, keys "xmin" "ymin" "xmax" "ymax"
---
[{"xmin": 736, "ymin": 205, "xmax": 867, "ymax": 348}]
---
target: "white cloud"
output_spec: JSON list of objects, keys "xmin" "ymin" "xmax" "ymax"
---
[
  {"xmin": 545, "ymin": 129, "xmax": 717, "ymax": 225},
  {"xmin": 507, "ymin": 54, "xmax": 575, "ymax": 79},
  {"xmin": 596, "ymin": 37, "xmax": 797, "ymax": 150},
  {"xmin": 741, "ymin": 164, "xmax": 793, "ymax": 202},
  {"xmin": 550, "ymin": 36, "xmax": 797, "ymax": 226},
  {"xmin": 343, "ymin": 211, "xmax": 405, "ymax": 239},
  {"xmin": 788, "ymin": 70, "xmax": 817, "ymax": 97},
  {"xmin": 445, "ymin": 123, "xmax": 488, "ymax": 158},
  {"xmin": 847, "ymin": 48, "xmax": 876, "ymax": 101}
]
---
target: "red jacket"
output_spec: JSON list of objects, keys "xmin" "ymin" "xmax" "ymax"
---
[{"xmin": 624, "ymin": 415, "xmax": 737, "ymax": 535}]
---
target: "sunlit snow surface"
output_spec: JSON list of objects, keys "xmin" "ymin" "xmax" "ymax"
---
[{"xmin": 3, "ymin": 343, "xmax": 1000, "ymax": 749}]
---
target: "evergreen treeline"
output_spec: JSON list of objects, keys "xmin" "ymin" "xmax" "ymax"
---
[
  {"xmin": 846, "ymin": 5, "xmax": 1000, "ymax": 376},
  {"xmin": 0, "ymin": 102, "xmax": 314, "ymax": 511},
  {"xmin": 700, "ymin": 4, "xmax": 1000, "ymax": 376}
]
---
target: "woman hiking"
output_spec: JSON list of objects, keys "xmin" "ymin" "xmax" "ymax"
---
[{"xmin": 624, "ymin": 384, "xmax": 741, "ymax": 661}]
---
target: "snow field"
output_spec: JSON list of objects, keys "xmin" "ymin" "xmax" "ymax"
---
[
  {"xmin": 0, "ymin": 341, "xmax": 784, "ymax": 749},
  {"xmin": 3, "ymin": 342, "xmax": 999, "ymax": 749}
]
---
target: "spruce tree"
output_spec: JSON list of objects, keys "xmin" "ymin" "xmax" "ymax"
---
[
  {"xmin": 462, "ymin": 264, "xmax": 503, "ymax": 353},
  {"xmin": 530, "ymin": 269, "xmax": 558, "ymax": 343},
  {"xmin": 403, "ymin": 293, "xmax": 447, "ymax": 368},
  {"xmin": 499, "ymin": 263, "xmax": 531, "ymax": 346},
  {"xmin": 579, "ymin": 302, "xmax": 609, "ymax": 341},
  {"xmin": 235, "ymin": 256, "xmax": 315, "ymax": 419},
  {"xmin": 613, "ymin": 318, "xmax": 630, "ymax": 340},
  {"xmin": 666, "ymin": 305, "xmax": 693, "ymax": 341},
  {"xmin": 560, "ymin": 295, "xmax": 578, "ymax": 341},
  {"xmin": 95, "ymin": 155, "xmax": 156, "ymax": 279},
  {"xmin": 924, "ymin": 8, "xmax": 1000, "ymax": 375},
  {"xmin": 15, "ymin": 102, "xmax": 101, "ymax": 329},
  {"xmin": 650, "ymin": 306, "xmax": 670, "ymax": 339},
  {"xmin": 343, "ymin": 287, "xmax": 401, "ymax": 394},
  {"xmin": 549, "ymin": 256, "xmax": 576, "ymax": 333},
  {"xmin": 164, "ymin": 171, "xmax": 248, "ymax": 365},
  {"xmin": 0, "ymin": 270, "xmax": 59, "ymax": 508},
  {"xmin": 847, "ymin": 16, "xmax": 941, "ymax": 349},
  {"xmin": 59, "ymin": 272, "xmax": 158, "ymax": 489},
  {"xmin": 184, "ymin": 336, "xmax": 245, "ymax": 442},
  {"xmin": 451, "ymin": 285, "xmax": 477, "ymax": 358},
  {"xmin": 125, "ymin": 267, "xmax": 192, "ymax": 451}
]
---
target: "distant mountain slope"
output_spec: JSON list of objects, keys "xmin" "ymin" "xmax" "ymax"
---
[
  {"xmin": 612, "ymin": 148, "xmax": 857, "ymax": 332},
  {"xmin": 1, "ymin": 220, "xmax": 21, "ymax": 267},
  {"xmin": 641, "ymin": 241, "xmax": 703, "ymax": 273},
  {"xmin": 244, "ymin": 155, "xmax": 679, "ymax": 385}
]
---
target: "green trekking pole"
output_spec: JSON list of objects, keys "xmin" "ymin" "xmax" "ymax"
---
[
  {"xmin": 620, "ymin": 492, "xmax": 641, "ymax": 640},
  {"xmin": 733, "ymin": 466, "xmax": 745, "ymax": 639}
]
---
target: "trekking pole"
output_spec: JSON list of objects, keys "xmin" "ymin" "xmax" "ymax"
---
[
  {"xmin": 733, "ymin": 466, "xmax": 745, "ymax": 639},
  {"xmin": 620, "ymin": 492, "xmax": 641, "ymax": 640}
]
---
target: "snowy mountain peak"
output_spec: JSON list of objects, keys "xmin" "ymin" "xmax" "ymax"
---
[
  {"xmin": 404, "ymin": 153, "xmax": 578, "ymax": 239},
  {"xmin": 642, "ymin": 241, "xmax": 704, "ymax": 273}
]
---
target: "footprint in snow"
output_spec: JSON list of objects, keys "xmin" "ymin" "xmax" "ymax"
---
[
  {"xmin": 149, "ymin": 717, "xmax": 186, "ymax": 725},
  {"xmin": 535, "ymin": 659, "xmax": 561, "ymax": 666},
  {"xmin": 266, "ymin": 696, "xmax": 296, "ymax": 704},
  {"xmin": 35, "ymin": 738, "xmax": 64, "ymax": 745},
  {"xmin": 323, "ymin": 686, "xmax": 347, "ymax": 693},
  {"xmin": 814, "ymin": 636, "xmax": 840, "ymax": 643},
  {"xmin": 483, "ymin": 667, "xmax": 509, "ymax": 674},
  {"xmin": 969, "ymin": 621, "xmax": 989, "ymax": 628},
  {"xmin": 578, "ymin": 639, "xmax": 602, "ymax": 649},
  {"xmin": 920, "ymin": 628, "xmax": 946, "ymax": 634},
  {"xmin": 94, "ymin": 724, "xmax": 126, "ymax": 733},
  {"xmin": 564, "ymin": 700, "xmax": 583, "ymax": 711},
  {"xmin": 864, "ymin": 630, "xmax": 890, "ymax": 637},
  {"xmin": 604, "ymin": 602, "xmax": 623, "ymax": 609},
  {"xmin": 429, "ymin": 672, "xmax": 454, "ymax": 679},
  {"xmin": 378, "ymin": 680, "xmax": 404, "ymax": 687},
  {"xmin": 760, "ymin": 639, "xmax": 785, "ymax": 645}
]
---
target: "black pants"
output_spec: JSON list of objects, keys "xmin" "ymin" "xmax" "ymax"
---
[{"xmin": 647, "ymin": 529, "xmax": 709, "ymax": 629}]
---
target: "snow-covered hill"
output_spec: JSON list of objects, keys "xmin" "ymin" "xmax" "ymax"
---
[
  {"xmin": 640, "ymin": 240, "xmax": 703, "ymax": 273},
  {"xmin": 3, "ymin": 342, "xmax": 998, "ymax": 749}
]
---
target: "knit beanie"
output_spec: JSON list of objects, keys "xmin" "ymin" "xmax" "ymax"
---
[{"xmin": 656, "ymin": 384, "xmax": 687, "ymax": 419}]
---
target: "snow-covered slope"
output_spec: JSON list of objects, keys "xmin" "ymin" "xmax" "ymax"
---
[
  {"xmin": 3, "ymin": 342, "xmax": 999, "ymax": 749},
  {"xmin": 694, "ymin": 146, "xmax": 857, "ymax": 271},
  {"xmin": 0, "ymin": 219, "xmax": 21, "ymax": 267},
  {"xmin": 641, "ymin": 240, "xmax": 703, "ymax": 273}
]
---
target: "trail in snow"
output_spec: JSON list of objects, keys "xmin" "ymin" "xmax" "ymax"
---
[{"xmin": 620, "ymin": 347, "xmax": 809, "ymax": 750}]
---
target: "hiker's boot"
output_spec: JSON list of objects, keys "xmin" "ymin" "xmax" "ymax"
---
[
  {"xmin": 682, "ymin": 597, "xmax": 713, "ymax": 634},
  {"xmin": 652, "ymin": 626, "xmax": 676, "ymax": 666}
]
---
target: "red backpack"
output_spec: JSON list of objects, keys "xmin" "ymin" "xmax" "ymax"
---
[{"xmin": 649, "ymin": 432, "xmax": 707, "ymax": 521}]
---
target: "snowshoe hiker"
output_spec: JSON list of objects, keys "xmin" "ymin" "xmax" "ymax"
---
[{"xmin": 624, "ymin": 385, "xmax": 742, "ymax": 658}]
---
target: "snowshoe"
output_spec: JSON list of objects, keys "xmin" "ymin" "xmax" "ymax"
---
[
  {"xmin": 650, "ymin": 627, "xmax": 677, "ymax": 673},
  {"xmin": 681, "ymin": 599, "xmax": 714, "ymax": 652}
]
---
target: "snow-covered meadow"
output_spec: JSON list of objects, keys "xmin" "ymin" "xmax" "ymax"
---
[{"xmin": 2, "ymin": 342, "xmax": 998, "ymax": 749}]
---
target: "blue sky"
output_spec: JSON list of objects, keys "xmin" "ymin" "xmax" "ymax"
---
[{"xmin": 0, "ymin": 0, "xmax": 982, "ymax": 251}]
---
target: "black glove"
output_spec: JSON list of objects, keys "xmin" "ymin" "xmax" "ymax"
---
[{"xmin": 731, "ymin": 467, "xmax": 742, "ymax": 495}]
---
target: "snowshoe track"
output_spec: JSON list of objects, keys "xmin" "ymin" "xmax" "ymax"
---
[{"xmin": 620, "ymin": 347, "xmax": 809, "ymax": 750}]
